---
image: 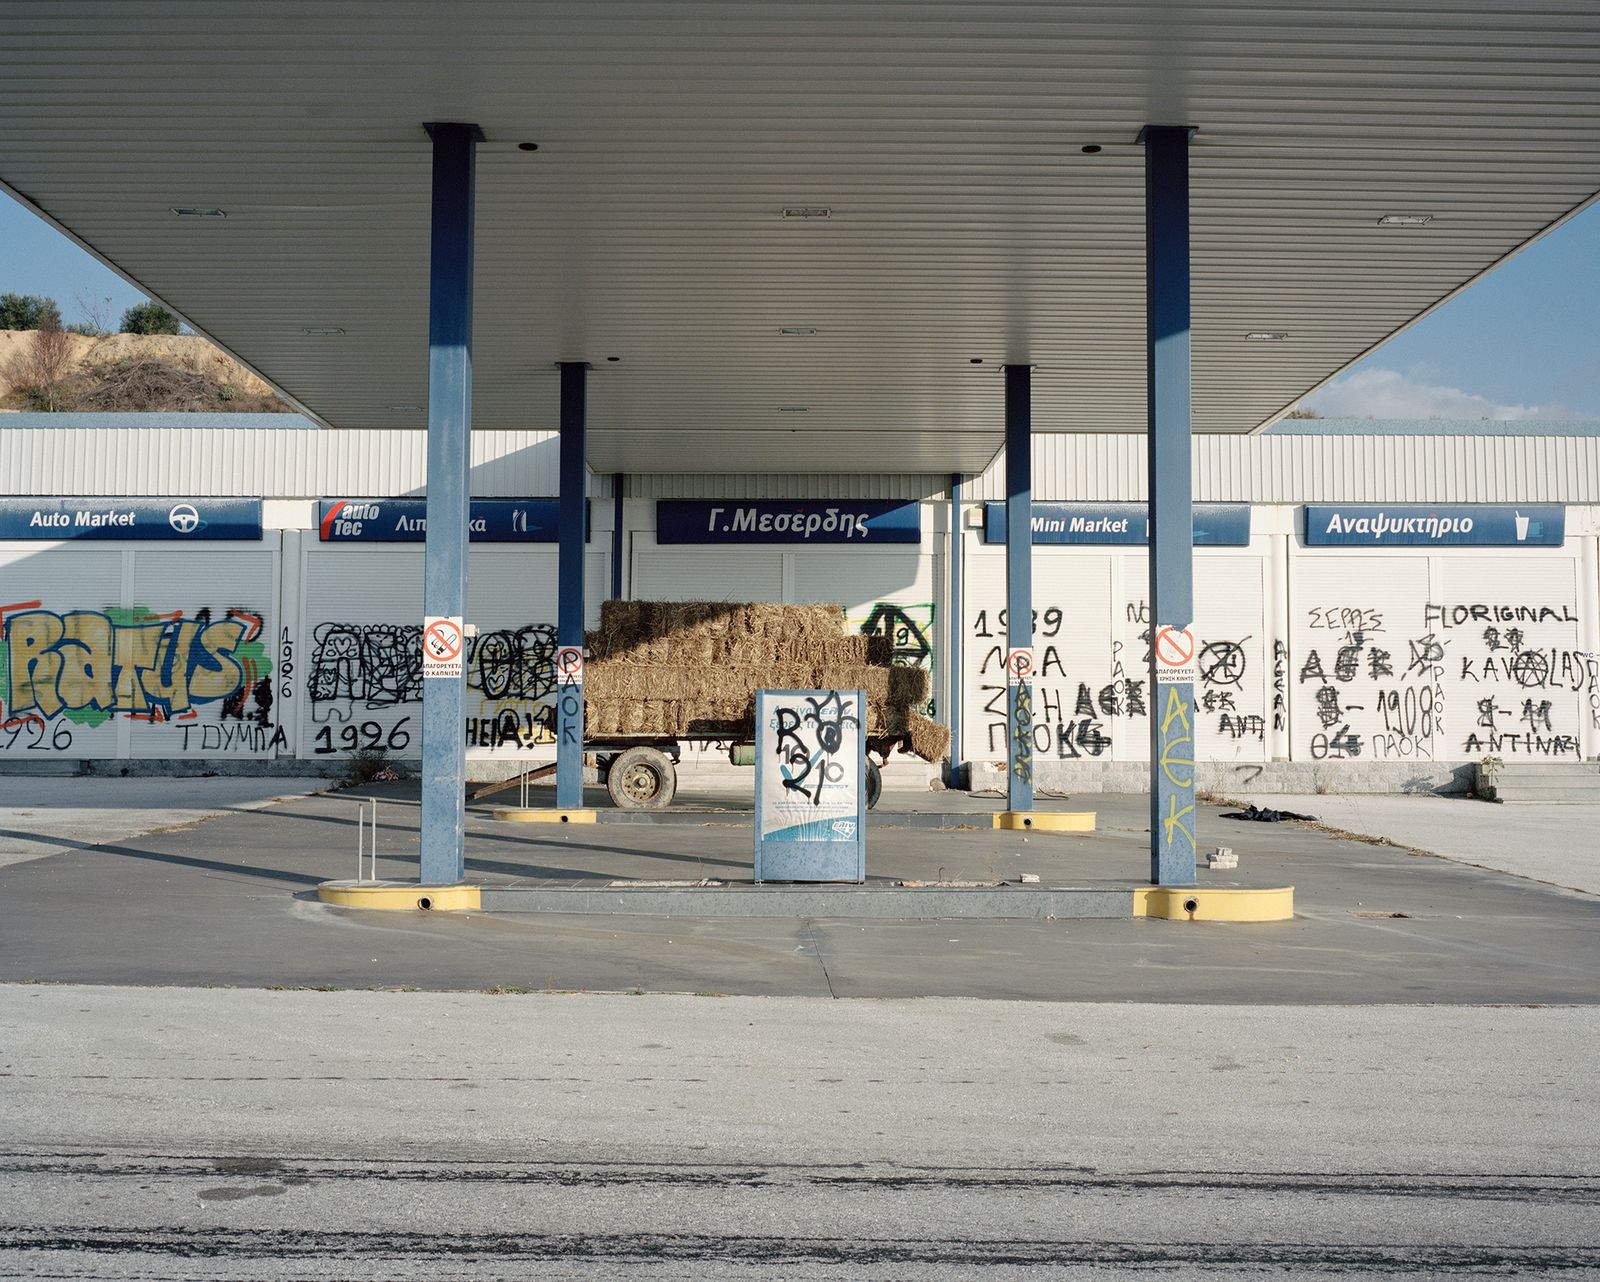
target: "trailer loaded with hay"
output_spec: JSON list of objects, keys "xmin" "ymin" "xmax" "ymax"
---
[{"xmin": 573, "ymin": 600, "xmax": 949, "ymax": 809}]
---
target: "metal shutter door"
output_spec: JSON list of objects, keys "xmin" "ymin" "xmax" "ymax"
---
[
  {"xmin": 792, "ymin": 550, "xmax": 940, "ymax": 716},
  {"xmin": 0, "ymin": 546, "xmax": 124, "ymax": 760},
  {"xmin": 126, "ymin": 548, "xmax": 282, "ymax": 759},
  {"xmin": 299, "ymin": 546, "xmax": 578, "ymax": 761},
  {"xmin": 633, "ymin": 547, "xmax": 783, "ymax": 602},
  {"xmin": 1436, "ymin": 554, "xmax": 1586, "ymax": 760},
  {"xmin": 1290, "ymin": 554, "xmax": 1433, "ymax": 765},
  {"xmin": 962, "ymin": 548, "xmax": 1114, "ymax": 762}
]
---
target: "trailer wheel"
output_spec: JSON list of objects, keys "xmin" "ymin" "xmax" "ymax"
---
[
  {"xmin": 607, "ymin": 746, "xmax": 677, "ymax": 810},
  {"xmin": 866, "ymin": 759, "xmax": 882, "ymax": 810}
]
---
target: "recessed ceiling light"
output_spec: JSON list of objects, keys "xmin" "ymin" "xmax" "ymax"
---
[
  {"xmin": 171, "ymin": 206, "xmax": 226, "ymax": 219},
  {"xmin": 778, "ymin": 327, "xmax": 818, "ymax": 336},
  {"xmin": 1244, "ymin": 331, "xmax": 1289, "ymax": 341},
  {"xmin": 777, "ymin": 406, "xmax": 810, "ymax": 412},
  {"xmin": 385, "ymin": 403, "xmax": 422, "ymax": 412},
  {"xmin": 517, "ymin": 142, "xmax": 539, "ymax": 152},
  {"xmin": 606, "ymin": 355, "xmax": 620, "ymax": 362},
  {"xmin": 969, "ymin": 358, "xmax": 984, "ymax": 364},
  {"xmin": 1081, "ymin": 145, "xmax": 1103, "ymax": 154},
  {"xmin": 1377, "ymin": 213, "xmax": 1433, "ymax": 227},
  {"xmin": 781, "ymin": 206, "xmax": 831, "ymax": 219},
  {"xmin": 301, "ymin": 326, "xmax": 345, "ymax": 336}
]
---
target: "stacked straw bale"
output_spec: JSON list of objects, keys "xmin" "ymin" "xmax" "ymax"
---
[{"xmin": 581, "ymin": 600, "xmax": 947, "ymax": 760}]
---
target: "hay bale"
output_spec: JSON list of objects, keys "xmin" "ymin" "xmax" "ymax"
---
[
  {"xmin": 907, "ymin": 714, "xmax": 951, "ymax": 763},
  {"xmin": 863, "ymin": 632, "xmax": 894, "ymax": 665},
  {"xmin": 888, "ymin": 666, "xmax": 930, "ymax": 706}
]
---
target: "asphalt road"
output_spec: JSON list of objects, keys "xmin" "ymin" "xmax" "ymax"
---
[{"xmin": 4, "ymin": 986, "xmax": 1599, "ymax": 1280}]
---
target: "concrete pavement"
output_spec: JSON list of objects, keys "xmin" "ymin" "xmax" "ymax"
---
[
  {"xmin": 1265, "ymin": 792, "xmax": 1600, "ymax": 895},
  {"xmin": 0, "ymin": 775, "xmax": 327, "ymax": 870},
  {"xmin": 3, "ymin": 985, "xmax": 1597, "ymax": 1279},
  {"xmin": 3, "ymin": 787, "xmax": 1599, "ymax": 1002}
]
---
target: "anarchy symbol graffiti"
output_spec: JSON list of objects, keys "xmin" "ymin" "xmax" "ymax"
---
[
  {"xmin": 1510, "ymin": 649, "xmax": 1551, "ymax": 689},
  {"xmin": 1198, "ymin": 640, "xmax": 1247, "ymax": 687}
]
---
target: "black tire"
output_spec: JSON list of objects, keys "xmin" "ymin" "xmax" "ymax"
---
[
  {"xmin": 606, "ymin": 745, "xmax": 677, "ymax": 810},
  {"xmin": 866, "ymin": 759, "xmax": 882, "ymax": 810}
]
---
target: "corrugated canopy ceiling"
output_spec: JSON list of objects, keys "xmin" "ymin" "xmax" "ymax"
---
[{"xmin": 3, "ymin": 2, "xmax": 1598, "ymax": 472}]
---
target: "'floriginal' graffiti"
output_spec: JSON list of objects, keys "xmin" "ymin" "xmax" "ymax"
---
[{"xmin": 1, "ymin": 601, "xmax": 272, "ymax": 730}]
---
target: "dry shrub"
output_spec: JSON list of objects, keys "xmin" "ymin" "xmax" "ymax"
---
[
  {"xmin": 6, "ymin": 320, "xmax": 74, "ymax": 410},
  {"xmin": 70, "ymin": 356, "xmax": 291, "ymax": 413}
]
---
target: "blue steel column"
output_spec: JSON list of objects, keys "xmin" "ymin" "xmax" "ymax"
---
[
  {"xmin": 557, "ymin": 362, "xmax": 589, "ymax": 809},
  {"xmin": 946, "ymin": 472, "xmax": 964, "ymax": 788},
  {"xmin": 1004, "ymin": 365, "xmax": 1034, "ymax": 812},
  {"xmin": 1142, "ymin": 125, "xmax": 1198, "ymax": 886},
  {"xmin": 419, "ymin": 121, "xmax": 481, "ymax": 885},
  {"xmin": 610, "ymin": 474, "xmax": 626, "ymax": 601}
]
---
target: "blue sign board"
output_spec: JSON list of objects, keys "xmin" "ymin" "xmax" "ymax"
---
[
  {"xmin": 0, "ymin": 497, "xmax": 262, "ymax": 541},
  {"xmin": 657, "ymin": 500, "xmax": 921, "ymax": 545},
  {"xmin": 1304, "ymin": 504, "xmax": 1565, "ymax": 548},
  {"xmin": 318, "ymin": 498, "xmax": 583, "ymax": 543},
  {"xmin": 981, "ymin": 501, "xmax": 1251, "ymax": 547}
]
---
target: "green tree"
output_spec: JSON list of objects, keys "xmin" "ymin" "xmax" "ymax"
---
[
  {"xmin": 0, "ymin": 293, "xmax": 62, "ymax": 330},
  {"xmin": 119, "ymin": 301, "xmax": 182, "ymax": 335}
]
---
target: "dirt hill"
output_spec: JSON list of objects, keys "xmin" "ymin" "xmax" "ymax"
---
[{"xmin": 0, "ymin": 330, "xmax": 291, "ymax": 413}]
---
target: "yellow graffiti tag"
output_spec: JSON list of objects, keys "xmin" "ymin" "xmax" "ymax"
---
[
  {"xmin": 1162, "ymin": 796, "xmax": 1195, "ymax": 851},
  {"xmin": 1159, "ymin": 686, "xmax": 1194, "ymax": 788}
]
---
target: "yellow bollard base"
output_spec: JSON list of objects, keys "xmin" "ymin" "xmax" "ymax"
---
[
  {"xmin": 1133, "ymin": 885, "xmax": 1294, "ymax": 922},
  {"xmin": 317, "ymin": 882, "xmax": 481, "ymax": 911},
  {"xmin": 492, "ymin": 808, "xmax": 598, "ymax": 824},
  {"xmin": 993, "ymin": 811, "xmax": 1097, "ymax": 833}
]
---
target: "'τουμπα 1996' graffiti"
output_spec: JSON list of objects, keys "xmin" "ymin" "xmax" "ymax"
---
[
  {"xmin": 0, "ymin": 600, "xmax": 279, "ymax": 753},
  {"xmin": 307, "ymin": 620, "xmax": 559, "ymax": 752}
]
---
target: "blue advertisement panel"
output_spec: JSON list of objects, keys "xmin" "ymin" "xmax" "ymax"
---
[
  {"xmin": 0, "ymin": 497, "xmax": 262, "ymax": 541},
  {"xmin": 980, "ymin": 501, "xmax": 1251, "ymax": 546},
  {"xmin": 753, "ymin": 689, "xmax": 867, "ymax": 882},
  {"xmin": 1303, "ymin": 504, "xmax": 1565, "ymax": 548},
  {"xmin": 657, "ymin": 500, "xmax": 921, "ymax": 545},
  {"xmin": 318, "ymin": 498, "xmax": 583, "ymax": 543}
]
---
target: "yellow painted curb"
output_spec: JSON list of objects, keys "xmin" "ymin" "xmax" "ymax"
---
[
  {"xmin": 317, "ymin": 882, "xmax": 481, "ymax": 911},
  {"xmin": 1133, "ymin": 885, "xmax": 1294, "ymax": 922},
  {"xmin": 994, "ymin": 811, "xmax": 1096, "ymax": 833},
  {"xmin": 492, "ymin": 807, "xmax": 598, "ymax": 824}
]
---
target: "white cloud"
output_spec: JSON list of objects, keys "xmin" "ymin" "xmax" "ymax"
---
[{"xmin": 1300, "ymin": 367, "xmax": 1575, "ymax": 420}]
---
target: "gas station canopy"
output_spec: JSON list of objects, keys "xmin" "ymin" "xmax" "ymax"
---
[{"xmin": 3, "ymin": 3, "xmax": 1598, "ymax": 473}]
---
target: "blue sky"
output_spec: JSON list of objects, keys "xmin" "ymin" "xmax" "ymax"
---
[{"xmin": 2, "ymin": 188, "xmax": 1597, "ymax": 419}]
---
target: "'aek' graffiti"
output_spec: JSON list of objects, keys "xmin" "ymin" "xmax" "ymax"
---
[{"xmin": 1, "ymin": 602, "xmax": 272, "ymax": 727}]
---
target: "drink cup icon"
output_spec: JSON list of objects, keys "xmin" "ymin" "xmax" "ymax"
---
[{"xmin": 1514, "ymin": 512, "xmax": 1530, "ymax": 542}]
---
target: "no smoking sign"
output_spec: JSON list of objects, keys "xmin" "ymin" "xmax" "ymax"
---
[
  {"xmin": 1153, "ymin": 623, "xmax": 1198, "ymax": 685},
  {"xmin": 422, "ymin": 615, "xmax": 464, "ymax": 679}
]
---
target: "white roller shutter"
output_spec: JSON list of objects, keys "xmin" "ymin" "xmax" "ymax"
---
[
  {"xmin": 1290, "ymin": 554, "xmax": 1437, "ymax": 765},
  {"xmin": 1289, "ymin": 548, "xmax": 1589, "ymax": 764},
  {"xmin": 961, "ymin": 543, "xmax": 1269, "ymax": 765},
  {"xmin": 632, "ymin": 546, "xmax": 783, "ymax": 602},
  {"xmin": 0, "ymin": 545, "xmax": 125, "ymax": 760},
  {"xmin": 0, "ymin": 543, "xmax": 282, "ymax": 762},
  {"xmin": 1435, "ymin": 555, "xmax": 1588, "ymax": 761},
  {"xmin": 125, "ymin": 548, "xmax": 282, "ymax": 759},
  {"xmin": 297, "ymin": 544, "xmax": 604, "ymax": 760}
]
